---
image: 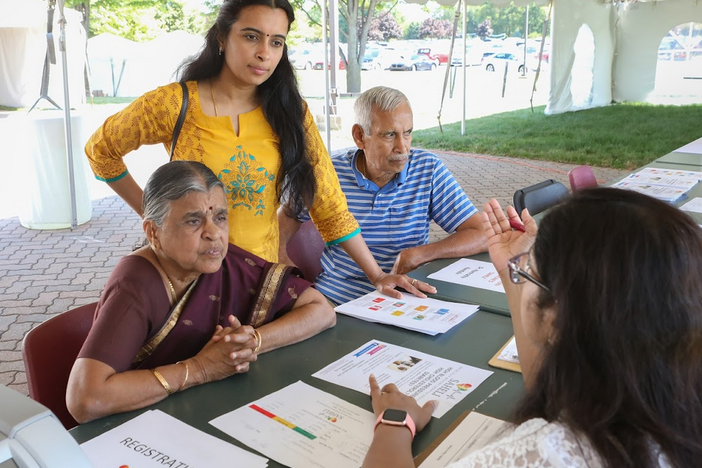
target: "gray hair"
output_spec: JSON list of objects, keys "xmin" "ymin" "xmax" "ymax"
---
[
  {"xmin": 143, "ymin": 161, "xmax": 224, "ymax": 227},
  {"xmin": 354, "ymin": 86, "xmax": 411, "ymax": 134}
]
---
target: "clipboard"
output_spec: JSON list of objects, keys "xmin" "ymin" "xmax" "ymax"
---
[
  {"xmin": 413, "ymin": 410, "xmax": 472, "ymax": 467},
  {"xmin": 488, "ymin": 336, "xmax": 522, "ymax": 374}
]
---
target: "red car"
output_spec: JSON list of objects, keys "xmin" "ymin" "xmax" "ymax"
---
[{"xmin": 417, "ymin": 47, "xmax": 449, "ymax": 65}]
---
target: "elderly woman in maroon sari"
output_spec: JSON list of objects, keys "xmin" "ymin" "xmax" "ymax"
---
[{"xmin": 67, "ymin": 161, "xmax": 336, "ymax": 423}]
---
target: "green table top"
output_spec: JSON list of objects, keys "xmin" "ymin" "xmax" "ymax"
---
[
  {"xmin": 655, "ymin": 151, "xmax": 702, "ymax": 167},
  {"xmin": 409, "ymin": 253, "xmax": 510, "ymax": 317},
  {"xmin": 70, "ymin": 312, "xmax": 523, "ymax": 466}
]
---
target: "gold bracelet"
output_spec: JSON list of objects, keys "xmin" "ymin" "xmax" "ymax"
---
[
  {"xmin": 253, "ymin": 329, "xmax": 262, "ymax": 354},
  {"xmin": 177, "ymin": 361, "xmax": 189, "ymax": 390},
  {"xmin": 152, "ymin": 368, "xmax": 173, "ymax": 395}
]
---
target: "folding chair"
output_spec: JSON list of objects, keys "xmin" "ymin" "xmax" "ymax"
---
[
  {"xmin": 286, "ymin": 220, "xmax": 325, "ymax": 281},
  {"xmin": 513, "ymin": 179, "xmax": 569, "ymax": 217},
  {"xmin": 568, "ymin": 165, "xmax": 598, "ymax": 192},
  {"xmin": 22, "ymin": 302, "xmax": 97, "ymax": 429}
]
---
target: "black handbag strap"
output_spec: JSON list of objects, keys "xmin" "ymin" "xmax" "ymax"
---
[{"xmin": 169, "ymin": 81, "xmax": 189, "ymax": 161}]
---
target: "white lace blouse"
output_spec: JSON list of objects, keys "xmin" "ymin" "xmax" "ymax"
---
[{"xmin": 447, "ymin": 418, "xmax": 669, "ymax": 468}]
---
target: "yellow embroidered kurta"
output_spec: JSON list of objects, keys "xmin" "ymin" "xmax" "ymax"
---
[{"xmin": 85, "ymin": 81, "xmax": 359, "ymax": 262}]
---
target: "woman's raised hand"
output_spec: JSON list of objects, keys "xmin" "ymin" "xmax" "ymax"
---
[{"xmin": 481, "ymin": 200, "xmax": 537, "ymax": 273}]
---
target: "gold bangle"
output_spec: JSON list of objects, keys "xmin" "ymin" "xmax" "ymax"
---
[
  {"xmin": 177, "ymin": 361, "xmax": 189, "ymax": 390},
  {"xmin": 253, "ymin": 328, "xmax": 262, "ymax": 354},
  {"xmin": 152, "ymin": 368, "xmax": 173, "ymax": 395}
]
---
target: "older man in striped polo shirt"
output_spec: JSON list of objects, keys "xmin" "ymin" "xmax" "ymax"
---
[{"xmin": 279, "ymin": 86, "xmax": 487, "ymax": 306}]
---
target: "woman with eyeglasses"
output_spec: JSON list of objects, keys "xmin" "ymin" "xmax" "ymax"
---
[{"xmin": 362, "ymin": 188, "xmax": 702, "ymax": 468}]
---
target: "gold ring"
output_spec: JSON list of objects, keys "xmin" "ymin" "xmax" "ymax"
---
[
  {"xmin": 381, "ymin": 391, "xmax": 387, "ymax": 395},
  {"xmin": 411, "ymin": 278, "xmax": 417, "ymax": 286}
]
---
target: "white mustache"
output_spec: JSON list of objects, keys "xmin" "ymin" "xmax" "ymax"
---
[{"xmin": 388, "ymin": 154, "xmax": 408, "ymax": 162}]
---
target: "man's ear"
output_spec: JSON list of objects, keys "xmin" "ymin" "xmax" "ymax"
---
[{"xmin": 351, "ymin": 124, "xmax": 366, "ymax": 149}]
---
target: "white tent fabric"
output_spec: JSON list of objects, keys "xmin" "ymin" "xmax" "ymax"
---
[
  {"xmin": 87, "ymin": 31, "xmax": 205, "ymax": 97},
  {"xmin": 405, "ymin": 0, "xmax": 702, "ymax": 114},
  {"xmin": 0, "ymin": 0, "xmax": 86, "ymax": 108},
  {"xmin": 548, "ymin": 0, "xmax": 702, "ymax": 114}
]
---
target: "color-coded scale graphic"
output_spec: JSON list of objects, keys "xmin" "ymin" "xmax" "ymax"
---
[{"xmin": 249, "ymin": 404, "xmax": 316, "ymax": 440}]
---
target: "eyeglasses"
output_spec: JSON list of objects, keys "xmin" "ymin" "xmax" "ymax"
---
[{"xmin": 507, "ymin": 252, "xmax": 550, "ymax": 293}]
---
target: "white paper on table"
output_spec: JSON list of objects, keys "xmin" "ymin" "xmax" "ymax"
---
[
  {"xmin": 335, "ymin": 292, "xmax": 479, "ymax": 335},
  {"xmin": 312, "ymin": 340, "xmax": 493, "ymax": 418},
  {"xmin": 210, "ymin": 381, "xmax": 374, "ymax": 468},
  {"xmin": 80, "ymin": 409, "xmax": 268, "ymax": 468},
  {"xmin": 675, "ymin": 137, "xmax": 702, "ymax": 155},
  {"xmin": 636, "ymin": 166, "xmax": 702, "ymax": 181},
  {"xmin": 426, "ymin": 258, "xmax": 505, "ymax": 293},
  {"xmin": 418, "ymin": 412, "xmax": 511, "ymax": 468},
  {"xmin": 497, "ymin": 336, "xmax": 519, "ymax": 364},
  {"xmin": 680, "ymin": 197, "xmax": 702, "ymax": 214},
  {"xmin": 624, "ymin": 172, "xmax": 699, "ymax": 189},
  {"xmin": 612, "ymin": 180, "xmax": 687, "ymax": 202}
]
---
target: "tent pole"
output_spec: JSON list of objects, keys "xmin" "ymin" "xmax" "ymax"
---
[
  {"xmin": 322, "ymin": 0, "xmax": 331, "ymax": 150},
  {"xmin": 57, "ymin": 0, "xmax": 78, "ymax": 229},
  {"xmin": 461, "ymin": 0, "xmax": 466, "ymax": 136}
]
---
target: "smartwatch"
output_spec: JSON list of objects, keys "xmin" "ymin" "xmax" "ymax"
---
[{"xmin": 374, "ymin": 409, "xmax": 416, "ymax": 439}]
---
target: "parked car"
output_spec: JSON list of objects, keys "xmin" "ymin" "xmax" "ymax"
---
[
  {"xmin": 288, "ymin": 47, "xmax": 321, "ymax": 70},
  {"xmin": 362, "ymin": 48, "xmax": 394, "ymax": 70},
  {"xmin": 483, "ymin": 52, "xmax": 527, "ymax": 74},
  {"xmin": 416, "ymin": 47, "xmax": 449, "ymax": 65},
  {"xmin": 389, "ymin": 54, "xmax": 437, "ymax": 71}
]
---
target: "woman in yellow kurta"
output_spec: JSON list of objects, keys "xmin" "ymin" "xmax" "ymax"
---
[{"xmin": 85, "ymin": 0, "xmax": 434, "ymax": 299}]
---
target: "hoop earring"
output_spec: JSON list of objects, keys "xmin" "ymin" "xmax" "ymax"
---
[{"xmin": 218, "ymin": 47, "xmax": 223, "ymax": 56}]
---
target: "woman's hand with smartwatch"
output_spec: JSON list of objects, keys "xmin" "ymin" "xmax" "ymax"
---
[{"xmin": 368, "ymin": 374, "xmax": 438, "ymax": 438}]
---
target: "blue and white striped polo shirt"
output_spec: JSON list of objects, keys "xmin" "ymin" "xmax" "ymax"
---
[{"xmin": 303, "ymin": 148, "xmax": 477, "ymax": 305}]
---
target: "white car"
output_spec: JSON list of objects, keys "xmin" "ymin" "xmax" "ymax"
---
[
  {"xmin": 483, "ymin": 52, "xmax": 527, "ymax": 74},
  {"xmin": 288, "ymin": 47, "xmax": 322, "ymax": 70}
]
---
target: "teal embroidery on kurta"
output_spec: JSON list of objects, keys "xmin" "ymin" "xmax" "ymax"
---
[{"xmin": 218, "ymin": 146, "xmax": 276, "ymax": 216}]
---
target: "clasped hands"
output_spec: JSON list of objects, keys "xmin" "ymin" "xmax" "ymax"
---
[{"xmin": 191, "ymin": 315, "xmax": 259, "ymax": 383}]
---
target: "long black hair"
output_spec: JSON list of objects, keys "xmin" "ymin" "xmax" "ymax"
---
[
  {"xmin": 179, "ymin": 0, "xmax": 315, "ymax": 217},
  {"xmin": 515, "ymin": 187, "xmax": 702, "ymax": 468}
]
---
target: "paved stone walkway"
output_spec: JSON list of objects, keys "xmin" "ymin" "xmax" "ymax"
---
[{"xmin": 0, "ymin": 151, "xmax": 628, "ymax": 396}]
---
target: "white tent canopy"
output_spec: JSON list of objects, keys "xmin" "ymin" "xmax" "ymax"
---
[
  {"xmin": 0, "ymin": 0, "xmax": 85, "ymax": 108},
  {"xmin": 87, "ymin": 31, "xmax": 204, "ymax": 97},
  {"xmin": 404, "ymin": 0, "xmax": 702, "ymax": 114}
]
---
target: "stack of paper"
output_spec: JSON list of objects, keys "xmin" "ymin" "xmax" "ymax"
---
[
  {"xmin": 612, "ymin": 167, "xmax": 702, "ymax": 202},
  {"xmin": 313, "ymin": 340, "xmax": 494, "ymax": 418},
  {"xmin": 210, "ymin": 381, "xmax": 375, "ymax": 468},
  {"xmin": 335, "ymin": 292, "xmax": 479, "ymax": 335},
  {"xmin": 81, "ymin": 409, "xmax": 268, "ymax": 468},
  {"xmin": 418, "ymin": 412, "xmax": 511, "ymax": 468}
]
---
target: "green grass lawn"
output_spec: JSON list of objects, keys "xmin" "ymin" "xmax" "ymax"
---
[{"xmin": 412, "ymin": 103, "xmax": 702, "ymax": 170}]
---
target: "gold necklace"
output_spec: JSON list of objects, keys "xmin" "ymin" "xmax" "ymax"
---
[
  {"xmin": 152, "ymin": 252, "xmax": 177, "ymax": 304},
  {"xmin": 210, "ymin": 79, "xmax": 219, "ymax": 117}
]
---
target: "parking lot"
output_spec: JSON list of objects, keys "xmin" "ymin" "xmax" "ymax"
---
[{"xmin": 296, "ymin": 64, "xmax": 551, "ymax": 148}]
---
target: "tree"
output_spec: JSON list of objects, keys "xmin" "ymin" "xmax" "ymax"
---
[
  {"xmin": 418, "ymin": 18, "xmax": 452, "ymax": 40},
  {"xmin": 65, "ymin": 0, "xmax": 213, "ymax": 39},
  {"xmin": 367, "ymin": 13, "xmax": 401, "ymax": 42},
  {"xmin": 476, "ymin": 19, "xmax": 493, "ymax": 41},
  {"xmin": 291, "ymin": 0, "xmax": 394, "ymax": 93},
  {"xmin": 467, "ymin": 4, "xmax": 548, "ymax": 39},
  {"xmin": 404, "ymin": 22, "xmax": 421, "ymax": 40}
]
